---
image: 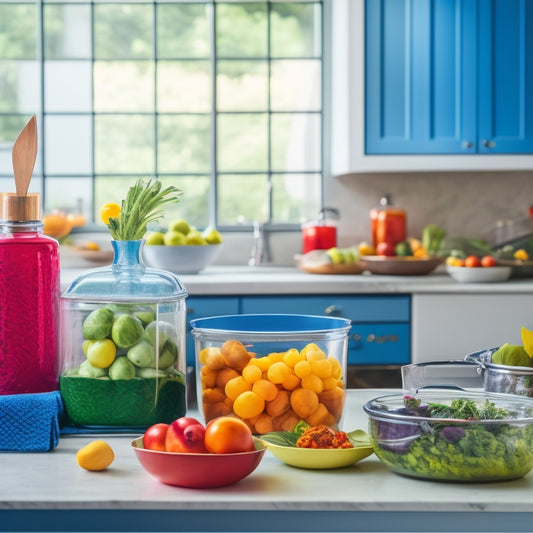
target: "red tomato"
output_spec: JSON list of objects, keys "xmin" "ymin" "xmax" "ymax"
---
[
  {"xmin": 204, "ymin": 417, "xmax": 255, "ymax": 454},
  {"xmin": 464, "ymin": 255, "xmax": 481, "ymax": 268},
  {"xmin": 481, "ymin": 255, "xmax": 496, "ymax": 268},
  {"xmin": 376, "ymin": 241, "xmax": 396, "ymax": 257},
  {"xmin": 143, "ymin": 423, "xmax": 169, "ymax": 451}
]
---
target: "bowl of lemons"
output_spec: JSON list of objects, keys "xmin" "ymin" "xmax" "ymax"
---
[{"xmin": 143, "ymin": 219, "xmax": 223, "ymax": 274}]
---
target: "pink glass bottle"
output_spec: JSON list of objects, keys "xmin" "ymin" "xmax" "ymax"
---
[{"xmin": 0, "ymin": 192, "xmax": 60, "ymax": 394}]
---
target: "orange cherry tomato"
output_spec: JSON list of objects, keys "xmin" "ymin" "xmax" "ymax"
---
[
  {"xmin": 204, "ymin": 416, "xmax": 255, "ymax": 454},
  {"xmin": 464, "ymin": 255, "xmax": 481, "ymax": 268},
  {"xmin": 481, "ymin": 255, "xmax": 496, "ymax": 268}
]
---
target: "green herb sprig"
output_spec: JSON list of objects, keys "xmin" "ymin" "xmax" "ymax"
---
[{"xmin": 107, "ymin": 178, "xmax": 182, "ymax": 241}]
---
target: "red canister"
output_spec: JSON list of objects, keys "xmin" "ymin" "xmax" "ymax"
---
[
  {"xmin": 302, "ymin": 208, "xmax": 339, "ymax": 253},
  {"xmin": 371, "ymin": 195, "xmax": 406, "ymax": 248}
]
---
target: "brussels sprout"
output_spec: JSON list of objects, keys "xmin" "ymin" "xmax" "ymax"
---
[
  {"xmin": 108, "ymin": 356, "xmax": 136, "ymax": 380},
  {"xmin": 158, "ymin": 339, "xmax": 178, "ymax": 370},
  {"xmin": 134, "ymin": 310, "xmax": 156, "ymax": 327},
  {"xmin": 144, "ymin": 320, "xmax": 176, "ymax": 350},
  {"xmin": 82, "ymin": 308, "xmax": 114, "ymax": 340},
  {"xmin": 111, "ymin": 314, "xmax": 144, "ymax": 349},
  {"xmin": 127, "ymin": 340, "xmax": 156, "ymax": 368},
  {"xmin": 136, "ymin": 367, "xmax": 167, "ymax": 378},
  {"xmin": 78, "ymin": 359, "xmax": 107, "ymax": 378}
]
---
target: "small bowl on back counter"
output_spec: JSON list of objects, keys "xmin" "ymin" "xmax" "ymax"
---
[
  {"xmin": 446, "ymin": 264, "xmax": 511, "ymax": 283},
  {"xmin": 190, "ymin": 314, "xmax": 351, "ymax": 435},
  {"xmin": 363, "ymin": 255, "xmax": 444, "ymax": 276},
  {"xmin": 143, "ymin": 244, "xmax": 222, "ymax": 274}
]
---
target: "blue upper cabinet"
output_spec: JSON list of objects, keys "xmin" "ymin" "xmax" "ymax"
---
[
  {"xmin": 365, "ymin": 0, "xmax": 533, "ymax": 155},
  {"xmin": 478, "ymin": 0, "xmax": 533, "ymax": 153}
]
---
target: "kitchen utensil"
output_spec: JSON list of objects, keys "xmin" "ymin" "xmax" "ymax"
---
[
  {"xmin": 364, "ymin": 388, "xmax": 533, "ymax": 481},
  {"xmin": 362, "ymin": 255, "xmax": 443, "ymax": 276},
  {"xmin": 402, "ymin": 348, "xmax": 533, "ymax": 398},
  {"xmin": 12, "ymin": 115, "xmax": 37, "ymax": 197},
  {"xmin": 132, "ymin": 436, "xmax": 266, "ymax": 488},
  {"xmin": 190, "ymin": 314, "xmax": 351, "ymax": 434},
  {"xmin": 446, "ymin": 264, "xmax": 511, "ymax": 283}
]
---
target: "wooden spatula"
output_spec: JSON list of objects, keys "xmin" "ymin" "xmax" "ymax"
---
[{"xmin": 12, "ymin": 115, "xmax": 37, "ymax": 196}]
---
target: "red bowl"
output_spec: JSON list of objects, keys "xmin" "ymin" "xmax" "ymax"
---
[{"xmin": 131, "ymin": 437, "xmax": 266, "ymax": 488}]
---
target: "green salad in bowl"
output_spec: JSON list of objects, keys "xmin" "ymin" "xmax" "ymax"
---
[{"xmin": 364, "ymin": 389, "xmax": 533, "ymax": 482}]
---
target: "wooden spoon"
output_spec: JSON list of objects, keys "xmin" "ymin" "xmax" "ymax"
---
[{"xmin": 12, "ymin": 115, "xmax": 37, "ymax": 197}]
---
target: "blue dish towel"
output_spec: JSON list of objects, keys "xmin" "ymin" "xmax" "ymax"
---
[{"xmin": 0, "ymin": 391, "xmax": 63, "ymax": 452}]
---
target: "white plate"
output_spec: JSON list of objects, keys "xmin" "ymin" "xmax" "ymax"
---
[{"xmin": 446, "ymin": 265, "xmax": 512, "ymax": 283}]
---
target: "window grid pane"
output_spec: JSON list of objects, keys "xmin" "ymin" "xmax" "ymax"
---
[{"xmin": 0, "ymin": 0, "xmax": 323, "ymax": 230}]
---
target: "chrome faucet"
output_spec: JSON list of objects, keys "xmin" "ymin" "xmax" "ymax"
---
[{"xmin": 249, "ymin": 221, "xmax": 271, "ymax": 266}]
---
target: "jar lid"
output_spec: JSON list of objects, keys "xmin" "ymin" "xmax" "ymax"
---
[{"xmin": 0, "ymin": 192, "xmax": 41, "ymax": 222}]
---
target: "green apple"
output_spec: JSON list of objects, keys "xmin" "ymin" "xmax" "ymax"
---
[
  {"xmin": 202, "ymin": 227, "xmax": 223, "ymax": 244},
  {"xmin": 185, "ymin": 230, "xmax": 207, "ymax": 245},
  {"xmin": 163, "ymin": 230, "xmax": 186, "ymax": 246},
  {"xmin": 144, "ymin": 231, "xmax": 165, "ymax": 245},
  {"xmin": 326, "ymin": 247, "xmax": 345, "ymax": 264},
  {"xmin": 169, "ymin": 219, "xmax": 191, "ymax": 235}
]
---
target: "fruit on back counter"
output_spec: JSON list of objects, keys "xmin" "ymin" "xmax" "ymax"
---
[{"xmin": 144, "ymin": 218, "xmax": 223, "ymax": 247}]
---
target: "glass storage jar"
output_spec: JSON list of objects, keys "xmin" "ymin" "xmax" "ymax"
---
[{"xmin": 59, "ymin": 240, "xmax": 187, "ymax": 430}]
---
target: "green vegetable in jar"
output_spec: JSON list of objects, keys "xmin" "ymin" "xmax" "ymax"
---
[
  {"xmin": 158, "ymin": 339, "xmax": 178, "ymax": 370},
  {"xmin": 492, "ymin": 343, "xmax": 532, "ymax": 368},
  {"xmin": 108, "ymin": 356, "xmax": 136, "ymax": 380},
  {"xmin": 82, "ymin": 308, "xmax": 114, "ymax": 340},
  {"xmin": 144, "ymin": 320, "xmax": 176, "ymax": 350},
  {"xmin": 134, "ymin": 310, "xmax": 156, "ymax": 327},
  {"xmin": 78, "ymin": 359, "xmax": 107, "ymax": 378},
  {"xmin": 127, "ymin": 340, "xmax": 156, "ymax": 368},
  {"xmin": 111, "ymin": 314, "xmax": 144, "ymax": 349}
]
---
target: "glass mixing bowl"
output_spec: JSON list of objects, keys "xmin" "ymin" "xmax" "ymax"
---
[{"xmin": 364, "ymin": 388, "xmax": 533, "ymax": 482}]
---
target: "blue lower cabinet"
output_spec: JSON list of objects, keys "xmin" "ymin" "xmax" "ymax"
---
[
  {"xmin": 241, "ymin": 294, "xmax": 411, "ymax": 367},
  {"xmin": 348, "ymin": 323, "xmax": 410, "ymax": 365},
  {"xmin": 185, "ymin": 296, "xmax": 240, "ymax": 367}
]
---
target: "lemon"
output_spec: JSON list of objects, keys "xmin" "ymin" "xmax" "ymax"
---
[
  {"xmin": 86, "ymin": 339, "xmax": 117, "ymax": 368},
  {"xmin": 100, "ymin": 202, "xmax": 121, "ymax": 225},
  {"xmin": 521, "ymin": 326, "xmax": 533, "ymax": 358},
  {"xmin": 76, "ymin": 440, "xmax": 115, "ymax": 471}
]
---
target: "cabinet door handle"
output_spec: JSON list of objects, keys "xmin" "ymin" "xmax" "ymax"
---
[
  {"xmin": 324, "ymin": 304, "xmax": 340, "ymax": 315},
  {"xmin": 461, "ymin": 140, "xmax": 473, "ymax": 149},
  {"xmin": 482, "ymin": 139, "xmax": 496, "ymax": 149}
]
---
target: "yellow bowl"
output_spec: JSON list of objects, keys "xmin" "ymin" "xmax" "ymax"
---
[{"xmin": 261, "ymin": 429, "xmax": 374, "ymax": 469}]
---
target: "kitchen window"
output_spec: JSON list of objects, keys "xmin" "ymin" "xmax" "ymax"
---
[{"xmin": 0, "ymin": 0, "xmax": 323, "ymax": 232}]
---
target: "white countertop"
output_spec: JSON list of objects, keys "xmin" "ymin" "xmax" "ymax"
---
[
  {"xmin": 2, "ymin": 389, "xmax": 533, "ymax": 532},
  {"xmin": 61, "ymin": 265, "xmax": 533, "ymax": 295}
]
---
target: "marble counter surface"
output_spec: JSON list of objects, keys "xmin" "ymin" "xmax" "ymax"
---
[
  {"xmin": 2, "ymin": 389, "xmax": 533, "ymax": 532},
  {"xmin": 61, "ymin": 265, "xmax": 533, "ymax": 295}
]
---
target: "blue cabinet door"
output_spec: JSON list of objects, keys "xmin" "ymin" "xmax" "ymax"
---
[
  {"xmin": 185, "ymin": 296, "xmax": 240, "ymax": 367},
  {"xmin": 365, "ymin": 0, "xmax": 533, "ymax": 155},
  {"xmin": 478, "ymin": 0, "xmax": 533, "ymax": 153},
  {"xmin": 365, "ymin": 0, "xmax": 477, "ymax": 154}
]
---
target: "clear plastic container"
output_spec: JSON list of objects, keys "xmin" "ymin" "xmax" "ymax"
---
[
  {"xmin": 59, "ymin": 239, "xmax": 187, "ymax": 429},
  {"xmin": 190, "ymin": 314, "xmax": 351, "ymax": 435}
]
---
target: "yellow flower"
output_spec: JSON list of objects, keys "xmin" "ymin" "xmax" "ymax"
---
[{"xmin": 100, "ymin": 202, "xmax": 121, "ymax": 225}]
